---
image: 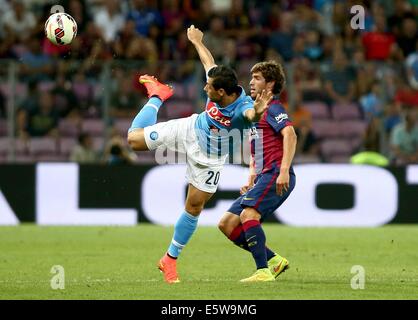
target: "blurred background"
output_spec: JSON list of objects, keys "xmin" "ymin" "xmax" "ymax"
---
[{"xmin": 0, "ymin": 0, "xmax": 417, "ymax": 166}]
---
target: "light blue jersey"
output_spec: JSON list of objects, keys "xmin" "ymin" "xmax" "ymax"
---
[{"xmin": 195, "ymin": 87, "xmax": 254, "ymax": 157}]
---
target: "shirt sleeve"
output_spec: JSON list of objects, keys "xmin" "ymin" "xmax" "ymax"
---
[
  {"xmin": 240, "ymin": 97, "xmax": 254, "ymax": 119},
  {"xmin": 266, "ymin": 104, "xmax": 292, "ymax": 133}
]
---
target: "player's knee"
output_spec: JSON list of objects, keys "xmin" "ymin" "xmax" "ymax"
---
[
  {"xmin": 218, "ymin": 218, "xmax": 227, "ymax": 233},
  {"xmin": 218, "ymin": 220, "xmax": 234, "ymax": 237},
  {"xmin": 127, "ymin": 129, "xmax": 147, "ymax": 151},
  {"xmin": 240, "ymin": 208, "xmax": 261, "ymax": 224},
  {"xmin": 127, "ymin": 131, "xmax": 139, "ymax": 149},
  {"xmin": 185, "ymin": 202, "xmax": 204, "ymax": 216},
  {"xmin": 218, "ymin": 214, "xmax": 238, "ymax": 236}
]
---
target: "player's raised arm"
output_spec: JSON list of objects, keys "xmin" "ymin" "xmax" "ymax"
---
[
  {"xmin": 244, "ymin": 90, "xmax": 273, "ymax": 122},
  {"xmin": 187, "ymin": 25, "xmax": 216, "ymax": 73}
]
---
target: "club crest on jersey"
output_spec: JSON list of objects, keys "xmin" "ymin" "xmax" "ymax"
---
[
  {"xmin": 275, "ymin": 113, "xmax": 288, "ymax": 123},
  {"xmin": 150, "ymin": 131, "xmax": 159, "ymax": 140},
  {"xmin": 206, "ymin": 103, "xmax": 232, "ymax": 127}
]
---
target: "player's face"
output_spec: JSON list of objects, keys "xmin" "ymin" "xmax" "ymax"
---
[
  {"xmin": 249, "ymin": 72, "xmax": 267, "ymax": 99},
  {"xmin": 204, "ymin": 77, "xmax": 222, "ymax": 103}
]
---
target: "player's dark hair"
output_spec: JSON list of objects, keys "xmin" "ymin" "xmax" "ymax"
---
[
  {"xmin": 251, "ymin": 61, "xmax": 286, "ymax": 95},
  {"xmin": 208, "ymin": 65, "xmax": 240, "ymax": 96}
]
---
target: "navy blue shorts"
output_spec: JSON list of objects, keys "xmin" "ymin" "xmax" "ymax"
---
[{"xmin": 227, "ymin": 168, "xmax": 296, "ymax": 220}]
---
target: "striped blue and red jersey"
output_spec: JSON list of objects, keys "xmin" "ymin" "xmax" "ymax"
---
[{"xmin": 250, "ymin": 98, "xmax": 293, "ymax": 173}]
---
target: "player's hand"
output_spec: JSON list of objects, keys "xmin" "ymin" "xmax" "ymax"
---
[
  {"xmin": 187, "ymin": 25, "xmax": 203, "ymax": 44},
  {"xmin": 240, "ymin": 174, "xmax": 256, "ymax": 194},
  {"xmin": 253, "ymin": 90, "xmax": 273, "ymax": 117},
  {"xmin": 240, "ymin": 183, "xmax": 253, "ymax": 195},
  {"xmin": 276, "ymin": 171, "xmax": 290, "ymax": 196}
]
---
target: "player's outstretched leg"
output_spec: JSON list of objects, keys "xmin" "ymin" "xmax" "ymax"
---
[
  {"xmin": 139, "ymin": 75, "xmax": 174, "ymax": 103},
  {"xmin": 219, "ymin": 212, "xmax": 288, "ymax": 279},
  {"xmin": 127, "ymin": 75, "xmax": 173, "ymax": 151},
  {"xmin": 158, "ymin": 184, "xmax": 213, "ymax": 284}
]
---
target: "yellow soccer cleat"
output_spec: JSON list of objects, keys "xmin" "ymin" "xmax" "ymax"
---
[
  {"xmin": 268, "ymin": 255, "xmax": 289, "ymax": 279},
  {"xmin": 239, "ymin": 268, "xmax": 275, "ymax": 282}
]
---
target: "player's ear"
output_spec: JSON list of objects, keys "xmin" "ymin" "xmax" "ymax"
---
[
  {"xmin": 217, "ymin": 88, "xmax": 226, "ymax": 97},
  {"xmin": 266, "ymin": 81, "xmax": 275, "ymax": 94}
]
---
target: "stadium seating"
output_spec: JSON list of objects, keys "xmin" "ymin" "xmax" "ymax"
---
[
  {"xmin": 72, "ymin": 82, "xmax": 92, "ymax": 102},
  {"xmin": 320, "ymin": 139, "xmax": 353, "ymax": 160},
  {"xmin": 350, "ymin": 136, "xmax": 364, "ymax": 151},
  {"xmin": 165, "ymin": 100, "xmax": 195, "ymax": 118},
  {"xmin": 328, "ymin": 155, "xmax": 351, "ymax": 163},
  {"xmin": 237, "ymin": 60, "xmax": 257, "ymax": 78},
  {"xmin": 293, "ymin": 154, "xmax": 321, "ymax": 164},
  {"xmin": 58, "ymin": 118, "xmax": 80, "ymax": 137},
  {"xmin": 135, "ymin": 150, "xmax": 158, "ymax": 164},
  {"xmin": 59, "ymin": 137, "xmax": 77, "ymax": 157},
  {"xmin": 28, "ymin": 137, "xmax": 57, "ymax": 156},
  {"xmin": 0, "ymin": 83, "xmax": 9, "ymax": 97},
  {"xmin": 304, "ymin": 101, "xmax": 330, "ymax": 119},
  {"xmin": 171, "ymin": 83, "xmax": 200, "ymax": 100},
  {"xmin": 172, "ymin": 83, "xmax": 187, "ymax": 99},
  {"xmin": 0, "ymin": 119, "xmax": 7, "ymax": 136},
  {"xmin": 14, "ymin": 154, "xmax": 34, "ymax": 163},
  {"xmin": 339, "ymin": 120, "xmax": 368, "ymax": 138},
  {"xmin": 0, "ymin": 82, "xmax": 27, "ymax": 99},
  {"xmin": 331, "ymin": 103, "xmax": 362, "ymax": 120},
  {"xmin": 0, "ymin": 137, "xmax": 10, "ymax": 156},
  {"xmin": 0, "ymin": 138, "xmax": 29, "ymax": 157},
  {"xmin": 307, "ymin": 101, "xmax": 367, "ymax": 162},
  {"xmin": 113, "ymin": 118, "xmax": 132, "ymax": 136},
  {"xmin": 81, "ymin": 119, "xmax": 105, "ymax": 136},
  {"xmin": 35, "ymin": 154, "xmax": 67, "ymax": 162},
  {"xmin": 15, "ymin": 138, "xmax": 29, "ymax": 156},
  {"xmin": 312, "ymin": 119, "xmax": 342, "ymax": 138},
  {"xmin": 38, "ymin": 81, "xmax": 55, "ymax": 92}
]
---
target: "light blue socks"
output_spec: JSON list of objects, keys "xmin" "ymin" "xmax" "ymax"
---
[
  {"xmin": 167, "ymin": 211, "xmax": 199, "ymax": 258},
  {"xmin": 129, "ymin": 97, "xmax": 162, "ymax": 131}
]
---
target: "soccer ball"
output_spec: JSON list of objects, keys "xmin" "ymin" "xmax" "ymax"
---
[{"xmin": 45, "ymin": 13, "xmax": 77, "ymax": 46}]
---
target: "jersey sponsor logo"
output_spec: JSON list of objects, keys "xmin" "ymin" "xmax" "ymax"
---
[
  {"xmin": 150, "ymin": 131, "xmax": 159, "ymax": 140},
  {"xmin": 249, "ymin": 126, "xmax": 259, "ymax": 140},
  {"xmin": 275, "ymin": 113, "xmax": 288, "ymax": 123},
  {"xmin": 206, "ymin": 102, "xmax": 232, "ymax": 127}
]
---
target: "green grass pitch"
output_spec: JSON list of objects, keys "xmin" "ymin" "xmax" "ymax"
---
[{"xmin": 0, "ymin": 224, "xmax": 417, "ymax": 300}]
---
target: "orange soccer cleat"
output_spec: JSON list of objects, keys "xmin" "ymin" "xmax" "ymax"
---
[
  {"xmin": 157, "ymin": 253, "xmax": 180, "ymax": 284},
  {"xmin": 139, "ymin": 75, "xmax": 173, "ymax": 102}
]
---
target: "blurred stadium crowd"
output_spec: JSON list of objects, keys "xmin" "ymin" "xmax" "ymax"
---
[{"xmin": 0, "ymin": 0, "xmax": 417, "ymax": 165}]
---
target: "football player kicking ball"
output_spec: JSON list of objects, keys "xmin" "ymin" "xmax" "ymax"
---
[
  {"xmin": 218, "ymin": 61, "xmax": 298, "ymax": 282},
  {"xmin": 127, "ymin": 26, "xmax": 272, "ymax": 283}
]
